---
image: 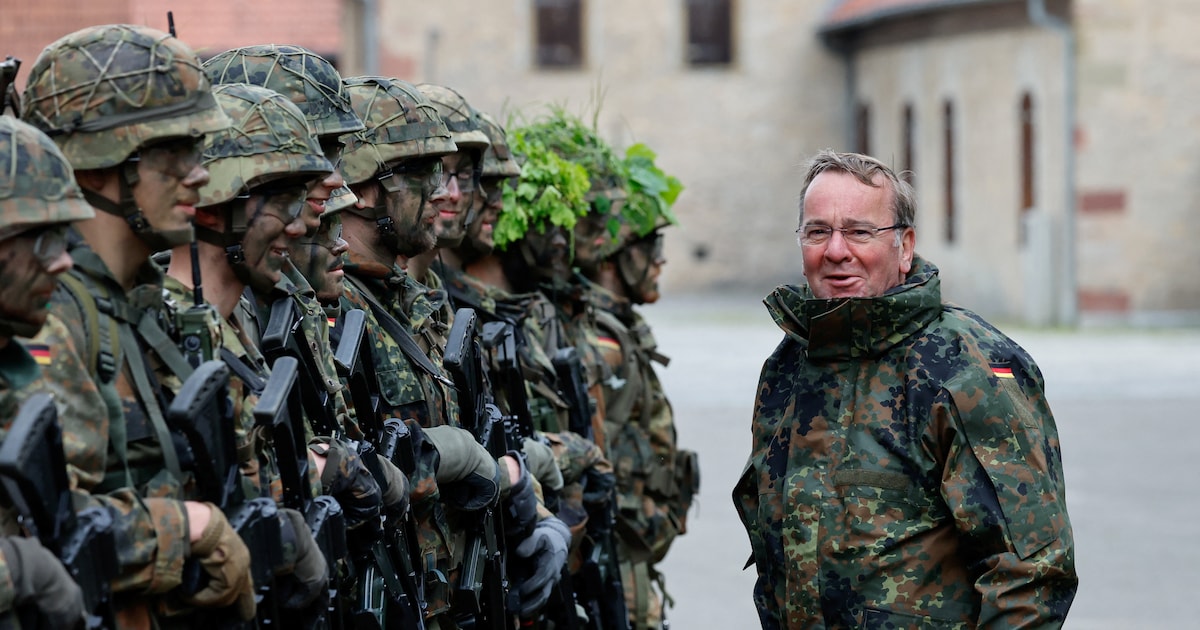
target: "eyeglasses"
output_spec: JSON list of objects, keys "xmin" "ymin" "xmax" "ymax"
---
[
  {"xmin": 377, "ymin": 158, "xmax": 443, "ymax": 194},
  {"xmin": 796, "ymin": 223, "xmax": 907, "ymax": 246},
  {"xmin": 440, "ymin": 163, "xmax": 477, "ymax": 193},
  {"xmin": 21, "ymin": 224, "xmax": 70, "ymax": 268},
  {"xmin": 300, "ymin": 215, "xmax": 344, "ymax": 251},
  {"xmin": 132, "ymin": 136, "xmax": 204, "ymax": 179}
]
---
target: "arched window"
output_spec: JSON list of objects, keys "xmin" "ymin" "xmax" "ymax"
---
[
  {"xmin": 856, "ymin": 102, "xmax": 870, "ymax": 155},
  {"xmin": 902, "ymin": 102, "xmax": 915, "ymax": 189},
  {"xmin": 943, "ymin": 99, "xmax": 955, "ymax": 244},
  {"xmin": 1020, "ymin": 92, "xmax": 1035, "ymax": 244}
]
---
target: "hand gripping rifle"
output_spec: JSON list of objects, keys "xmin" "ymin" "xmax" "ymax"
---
[
  {"xmin": 480, "ymin": 322, "xmax": 582, "ymax": 630},
  {"xmin": 0, "ymin": 393, "xmax": 119, "ymax": 630},
  {"xmin": 551, "ymin": 347, "xmax": 630, "ymax": 630},
  {"xmin": 332, "ymin": 308, "xmax": 426, "ymax": 630},
  {"xmin": 442, "ymin": 308, "xmax": 513, "ymax": 630},
  {"xmin": 255, "ymin": 356, "xmax": 349, "ymax": 630},
  {"xmin": 165, "ymin": 360, "xmax": 282, "ymax": 628}
]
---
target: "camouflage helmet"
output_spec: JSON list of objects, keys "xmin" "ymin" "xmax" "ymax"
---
[
  {"xmin": 21, "ymin": 24, "xmax": 230, "ymax": 170},
  {"xmin": 0, "ymin": 116, "xmax": 93, "ymax": 242},
  {"xmin": 198, "ymin": 83, "xmax": 333, "ymax": 208},
  {"xmin": 477, "ymin": 111, "xmax": 521, "ymax": 178},
  {"xmin": 203, "ymin": 45, "xmax": 364, "ymax": 138},
  {"xmin": 415, "ymin": 84, "xmax": 489, "ymax": 152},
  {"xmin": 340, "ymin": 76, "xmax": 456, "ymax": 186}
]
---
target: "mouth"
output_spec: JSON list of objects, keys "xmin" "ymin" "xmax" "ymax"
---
[{"xmin": 307, "ymin": 198, "xmax": 327, "ymax": 214}]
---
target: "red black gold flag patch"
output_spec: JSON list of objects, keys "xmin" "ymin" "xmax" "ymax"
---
[
  {"xmin": 990, "ymin": 364, "xmax": 1015, "ymax": 379},
  {"xmin": 27, "ymin": 345, "xmax": 51, "ymax": 366},
  {"xmin": 596, "ymin": 336, "xmax": 620, "ymax": 353}
]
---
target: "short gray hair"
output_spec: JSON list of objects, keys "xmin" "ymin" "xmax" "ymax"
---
[{"xmin": 796, "ymin": 149, "xmax": 916, "ymax": 235}]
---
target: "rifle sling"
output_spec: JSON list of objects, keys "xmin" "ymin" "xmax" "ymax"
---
[
  {"xmin": 118, "ymin": 323, "xmax": 184, "ymax": 484},
  {"xmin": 346, "ymin": 274, "xmax": 454, "ymax": 388}
]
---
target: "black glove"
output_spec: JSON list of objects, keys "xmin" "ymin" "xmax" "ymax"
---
[
  {"xmin": 421, "ymin": 425, "xmax": 501, "ymax": 511},
  {"xmin": 502, "ymin": 453, "xmax": 539, "ymax": 540},
  {"xmin": 311, "ymin": 437, "xmax": 383, "ymax": 549},
  {"xmin": 273, "ymin": 508, "xmax": 330, "ymax": 611},
  {"xmin": 0, "ymin": 536, "xmax": 84, "ymax": 629},
  {"xmin": 513, "ymin": 517, "xmax": 570, "ymax": 618}
]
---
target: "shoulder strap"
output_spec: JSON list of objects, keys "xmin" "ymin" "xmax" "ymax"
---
[
  {"xmin": 57, "ymin": 272, "xmax": 120, "ymax": 383},
  {"xmin": 345, "ymin": 274, "xmax": 454, "ymax": 388}
]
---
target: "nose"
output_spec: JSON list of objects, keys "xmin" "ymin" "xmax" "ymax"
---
[
  {"xmin": 331, "ymin": 237, "xmax": 349, "ymax": 256},
  {"xmin": 45, "ymin": 250, "xmax": 73, "ymax": 275},
  {"xmin": 182, "ymin": 164, "xmax": 210, "ymax": 189},
  {"xmin": 284, "ymin": 216, "xmax": 307, "ymax": 239},
  {"xmin": 444, "ymin": 176, "xmax": 462, "ymax": 202},
  {"xmin": 822, "ymin": 229, "xmax": 854, "ymax": 261},
  {"xmin": 428, "ymin": 180, "xmax": 450, "ymax": 203}
]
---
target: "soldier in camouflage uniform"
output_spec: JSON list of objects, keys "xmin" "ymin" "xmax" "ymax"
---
[
  {"xmin": 19, "ymin": 24, "xmax": 256, "ymax": 627},
  {"xmin": 160, "ymin": 82, "xmax": 339, "ymax": 618},
  {"xmin": 0, "ymin": 115, "xmax": 93, "ymax": 629},
  {"xmin": 338, "ymin": 75, "xmax": 513, "ymax": 628},
  {"xmin": 582, "ymin": 143, "xmax": 696, "ymax": 630},
  {"xmin": 203, "ymin": 46, "xmax": 365, "ymax": 442},
  {"xmin": 734, "ymin": 150, "xmax": 1077, "ymax": 629}
]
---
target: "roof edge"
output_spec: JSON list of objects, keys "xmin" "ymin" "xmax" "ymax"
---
[{"xmin": 819, "ymin": 0, "xmax": 1016, "ymax": 38}]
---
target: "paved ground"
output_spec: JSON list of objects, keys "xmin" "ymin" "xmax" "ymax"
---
[{"xmin": 639, "ymin": 292, "xmax": 1200, "ymax": 629}]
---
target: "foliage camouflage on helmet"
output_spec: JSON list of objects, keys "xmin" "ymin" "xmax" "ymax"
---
[
  {"xmin": 20, "ymin": 24, "xmax": 230, "ymax": 170},
  {"xmin": 198, "ymin": 83, "xmax": 333, "ymax": 208},
  {"xmin": 493, "ymin": 122, "xmax": 590, "ymax": 249},
  {"xmin": 477, "ymin": 111, "xmax": 521, "ymax": 178},
  {"xmin": 515, "ymin": 106, "xmax": 624, "ymax": 197},
  {"xmin": 415, "ymin": 84, "xmax": 490, "ymax": 151},
  {"xmin": 602, "ymin": 142, "xmax": 683, "ymax": 256},
  {"xmin": 0, "ymin": 116, "xmax": 93, "ymax": 241},
  {"xmin": 203, "ymin": 45, "xmax": 365, "ymax": 138},
  {"xmin": 339, "ymin": 76, "xmax": 456, "ymax": 186}
]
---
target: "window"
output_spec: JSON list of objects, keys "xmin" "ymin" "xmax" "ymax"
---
[
  {"xmin": 855, "ymin": 102, "xmax": 870, "ymax": 155},
  {"xmin": 943, "ymin": 100, "xmax": 956, "ymax": 244},
  {"xmin": 902, "ymin": 103, "xmax": 915, "ymax": 189},
  {"xmin": 686, "ymin": 0, "xmax": 733, "ymax": 65},
  {"xmin": 535, "ymin": 0, "xmax": 584, "ymax": 68},
  {"xmin": 1019, "ymin": 92, "xmax": 1034, "ymax": 245}
]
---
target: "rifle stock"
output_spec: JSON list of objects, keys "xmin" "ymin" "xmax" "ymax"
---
[
  {"xmin": 551, "ymin": 347, "xmax": 593, "ymax": 441},
  {"xmin": 332, "ymin": 309, "xmax": 427, "ymax": 630},
  {"xmin": 262, "ymin": 298, "xmax": 339, "ymax": 438},
  {"xmin": 443, "ymin": 308, "xmax": 512, "ymax": 630},
  {"xmin": 255, "ymin": 356, "xmax": 349, "ymax": 630},
  {"xmin": 0, "ymin": 392, "xmax": 118, "ymax": 630}
]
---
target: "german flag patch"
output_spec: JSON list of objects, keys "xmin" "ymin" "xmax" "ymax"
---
[
  {"xmin": 596, "ymin": 336, "xmax": 620, "ymax": 353},
  {"xmin": 327, "ymin": 317, "xmax": 337, "ymax": 328},
  {"xmin": 990, "ymin": 363, "xmax": 1015, "ymax": 379},
  {"xmin": 27, "ymin": 344, "xmax": 51, "ymax": 366}
]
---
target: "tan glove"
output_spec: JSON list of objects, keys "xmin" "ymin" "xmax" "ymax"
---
[
  {"xmin": 185, "ymin": 503, "xmax": 255, "ymax": 620},
  {"xmin": 0, "ymin": 536, "xmax": 84, "ymax": 629}
]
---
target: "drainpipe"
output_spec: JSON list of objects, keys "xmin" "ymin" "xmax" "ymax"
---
[
  {"xmin": 1027, "ymin": 0, "xmax": 1077, "ymax": 326},
  {"xmin": 841, "ymin": 47, "xmax": 858, "ymax": 151},
  {"xmin": 361, "ymin": 0, "xmax": 378, "ymax": 75}
]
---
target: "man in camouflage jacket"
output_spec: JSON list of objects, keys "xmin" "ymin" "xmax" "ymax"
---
[{"xmin": 733, "ymin": 150, "xmax": 1076, "ymax": 629}]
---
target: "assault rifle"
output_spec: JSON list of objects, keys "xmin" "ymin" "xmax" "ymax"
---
[
  {"xmin": 442, "ymin": 308, "xmax": 513, "ymax": 630},
  {"xmin": 255, "ymin": 356, "xmax": 349, "ymax": 630},
  {"xmin": 0, "ymin": 393, "xmax": 118, "ymax": 630},
  {"xmin": 480, "ymin": 322, "xmax": 582, "ymax": 630},
  {"xmin": 551, "ymin": 347, "xmax": 630, "ymax": 630},
  {"xmin": 1, "ymin": 56, "xmax": 20, "ymax": 117},
  {"xmin": 262, "ymin": 297, "xmax": 340, "ymax": 438},
  {"xmin": 166, "ymin": 360, "xmax": 282, "ymax": 627},
  {"xmin": 551, "ymin": 347, "xmax": 593, "ymax": 441},
  {"xmin": 332, "ymin": 308, "xmax": 426, "ymax": 630}
]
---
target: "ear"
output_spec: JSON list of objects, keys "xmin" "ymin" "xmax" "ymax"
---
[
  {"xmin": 72, "ymin": 168, "xmax": 117, "ymax": 196},
  {"xmin": 898, "ymin": 226, "xmax": 916, "ymax": 275},
  {"xmin": 353, "ymin": 184, "xmax": 376, "ymax": 209}
]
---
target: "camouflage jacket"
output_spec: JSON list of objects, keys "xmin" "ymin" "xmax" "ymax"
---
[
  {"xmin": 20, "ymin": 241, "xmax": 191, "ymax": 599},
  {"xmin": 589, "ymin": 284, "xmax": 694, "ymax": 565},
  {"xmin": 733, "ymin": 257, "xmax": 1077, "ymax": 629},
  {"xmin": 238, "ymin": 262, "xmax": 359, "ymax": 440},
  {"xmin": 339, "ymin": 251, "xmax": 458, "ymax": 617}
]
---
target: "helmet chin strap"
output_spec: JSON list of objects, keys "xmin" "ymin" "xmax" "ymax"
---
[
  {"xmin": 616, "ymin": 248, "xmax": 653, "ymax": 304},
  {"xmin": 194, "ymin": 199, "xmax": 252, "ymax": 282},
  {"xmin": 80, "ymin": 160, "xmax": 193, "ymax": 251}
]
